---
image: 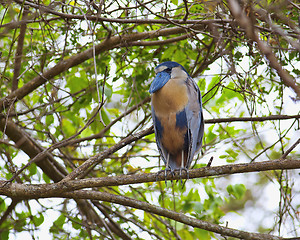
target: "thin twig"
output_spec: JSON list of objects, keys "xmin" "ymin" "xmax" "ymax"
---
[
  {"xmin": 183, "ymin": 0, "xmax": 189, "ymax": 22},
  {"xmin": 281, "ymin": 138, "xmax": 300, "ymax": 159}
]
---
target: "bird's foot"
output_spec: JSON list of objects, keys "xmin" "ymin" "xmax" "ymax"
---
[
  {"xmin": 174, "ymin": 167, "xmax": 189, "ymax": 185},
  {"xmin": 156, "ymin": 167, "xmax": 175, "ymax": 185}
]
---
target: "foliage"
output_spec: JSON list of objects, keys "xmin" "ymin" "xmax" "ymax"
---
[{"xmin": 0, "ymin": 0, "xmax": 299, "ymax": 239}]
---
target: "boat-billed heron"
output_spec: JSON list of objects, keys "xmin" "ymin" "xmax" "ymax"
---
[{"xmin": 149, "ymin": 61, "xmax": 204, "ymax": 176}]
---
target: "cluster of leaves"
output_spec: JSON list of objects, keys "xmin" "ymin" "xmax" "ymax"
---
[{"xmin": 0, "ymin": 0, "xmax": 299, "ymax": 239}]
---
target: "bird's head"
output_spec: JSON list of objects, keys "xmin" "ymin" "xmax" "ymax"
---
[{"xmin": 149, "ymin": 61, "xmax": 189, "ymax": 93}]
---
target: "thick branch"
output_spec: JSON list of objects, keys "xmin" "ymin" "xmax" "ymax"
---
[
  {"xmin": 0, "ymin": 179, "xmax": 291, "ymax": 239},
  {"xmin": 1, "ymin": 159, "xmax": 299, "ymax": 197},
  {"xmin": 62, "ymin": 159, "xmax": 300, "ymax": 190},
  {"xmin": 62, "ymin": 190, "xmax": 283, "ymax": 240},
  {"xmin": 1, "ymin": 159, "xmax": 298, "ymax": 238},
  {"xmin": 12, "ymin": 7, "xmax": 28, "ymax": 91}
]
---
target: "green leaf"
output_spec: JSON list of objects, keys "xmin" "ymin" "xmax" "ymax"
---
[
  {"xmin": 104, "ymin": 83, "xmax": 113, "ymax": 99},
  {"xmin": 101, "ymin": 109, "xmax": 111, "ymax": 126},
  {"xmin": 203, "ymin": 75, "xmax": 220, "ymax": 103},
  {"xmin": 55, "ymin": 214, "xmax": 66, "ymax": 226},
  {"xmin": 161, "ymin": 45, "xmax": 177, "ymax": 60},
  {"xmin": 33, "ymin": 214, "xmax": 44, "ymax": 227},
  {"xmin": 0, "ymin": 198, "xmax": 6, "ymax": 212},
  {"xmin": 194, "ymin": 228, "xmax": 211, "ymax": 240},
  {"xmin": 206, "ymin": 125, "xmax": 217, "ymax": 143},
  {"xmin": 42, "ymin": 173, "xmax": 51, "ymax": 184},
  {"xmin": 50, "ymin": 214, "xmax": 66, "ymax": 234},
  {"xmin": 66, "ymin": 70, "xmax": 89, "ymax": 94},
  {"xmin": 0, "ymin": 231, "xmax": 9, "ymax": 240},
  {"xmin": 227, "ymin": 184, "xmax": 247, "ymax": 199},
  {"xmin": 61, "ymin": 118, "xmax": 76, "ymax": 137},
  {"xmin": 193, "ymin": 201, "xmax": 204, "ymax": 213},
  {"xmin": 46, "ymin": 114, "xmax": 54, "ymax": 126},
  {"xmin": 71, "ymin": 217, "xmax": 82, "ymax": 230},
  {"xmin": 28, "ymin": 164, "xmax": 37, "ymax": 176}
]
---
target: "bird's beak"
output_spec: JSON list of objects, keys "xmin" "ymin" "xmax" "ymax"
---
[{"xmin": 149, "ymin": 71, "xmax": 170, "ymax": 93}]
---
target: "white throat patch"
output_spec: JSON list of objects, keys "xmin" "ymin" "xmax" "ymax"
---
[{"xmin": 171, "ymin": 66, "xmax": 188, "ymax": 79}]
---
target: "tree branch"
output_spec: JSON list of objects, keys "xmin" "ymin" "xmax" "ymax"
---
[
  {"xmin": 58, "ymin": 158, "xmax": 300, "ymax": 191},
  {"xmin": 0, "ymin": 178, "xmax": 292, "ymax": 239},
  {"xmin": 61, "ymin": 127, "xmax": 153, "ymax": 181},
  {"xmin": 12, "ymin": 7, "xmax": 29, "ymax": 91},
  {"xmin": 0, "ymin": 200, "xmax": 20, "ymax": 226},
  {"xmin": 1, "ymin": 159, "xmax": 299, "ymax": 196},
  {"xmin": 62, "ymin": 190, "xmax": 284, "ymax": 240},
  {"xmin": 1, "ymin": 158, "xmax": 298, "ymax": 238},
  {"xmin": 281, "ymin": 138, "xmax": 300, "ymax": 159},
  {"xmin": 204, "ymin": 114, "xmax": 300, "ymax": 124},
  {"xmin": 119, "ymin": 34, "xmax": 190, "ymax": 47}
]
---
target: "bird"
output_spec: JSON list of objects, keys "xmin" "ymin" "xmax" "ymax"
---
[{"xmin": 149, "ymin": 61, "xmax": 204, "ymax": 178}]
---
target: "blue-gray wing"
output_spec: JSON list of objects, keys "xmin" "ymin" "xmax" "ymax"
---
[
  {"xmin": 185, "ymin": 76, "xmax": 204, "ymax": 168},
  {"xmin": 151, "ymin": 106, "xmax": 168, "ymax": 166}
]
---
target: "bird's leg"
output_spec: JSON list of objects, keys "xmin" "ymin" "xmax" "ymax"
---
[
  {"xmin": 164, "ymin": 153, "xmax": 171, "ymax": 185},
  {"xmin": 181, "ymin": 151, "xmax": 184, "ymax": 168},
  {"xmin": 165, "ymin": 153, "xmax": 170, "ymax": 174},
  {"xmin": 156, "ymin": 154, "xmax": 172, "ymax": 185},
  {"xmin": 179, "ymin": 150, "xmax": 189, "ymax": 183},
  {"xmin": 179, "ymin": 150, "xmax": 184, "ymax": 184}
]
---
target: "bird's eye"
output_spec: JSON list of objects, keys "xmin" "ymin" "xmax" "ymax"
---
[{"xmin": 165, "ymin": 68, "xmax": 172, "ymax": 74}]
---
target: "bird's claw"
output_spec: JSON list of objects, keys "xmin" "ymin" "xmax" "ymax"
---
[
  {"xmin": 156, "ymin": 167, "xmax": 190, "ymax": 186},
  {"xmin": 175, "ymin": 167, "xmax": 189, "ymax": 185},
  {"xmin": 156, "ymin": 167, "xmax": 174, "ymax": 185}
]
